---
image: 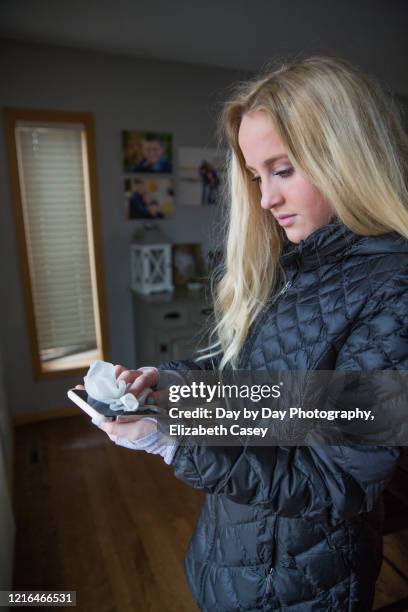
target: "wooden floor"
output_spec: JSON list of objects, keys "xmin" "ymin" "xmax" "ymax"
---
[{"xmin": 12, "ymin": 415, "xmax": 408, "ymax": 612}]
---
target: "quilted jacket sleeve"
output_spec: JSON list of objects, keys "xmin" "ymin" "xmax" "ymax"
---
[
  {"xmin": 162, "ymin": 276, "xmax": 407, "ymax": 522},
  {"xmin": 157, "ymin": 352, "xmax": 221, "ymax": 374}
]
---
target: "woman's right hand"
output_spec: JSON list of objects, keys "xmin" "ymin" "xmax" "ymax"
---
[
  {"xmin": 75, "ymin": 364, "xmax": 159, "ymax": 398},
  {"xmin": 114, "ymin": 364, "xmax": 159, "ymax": 397},
  {"xmin": 114, "ymin": 365, "xmax": 173, "ymax": 411}
]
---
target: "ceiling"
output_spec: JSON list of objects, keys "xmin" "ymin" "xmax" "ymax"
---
[{"xmin": 1, "ymin": 0, "xmax": 407, "ymax": 74}]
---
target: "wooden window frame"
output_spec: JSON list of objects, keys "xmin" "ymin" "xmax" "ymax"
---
[{"xmin": 3, "ymin": 108, "xmax": 110, "ymax": 380}]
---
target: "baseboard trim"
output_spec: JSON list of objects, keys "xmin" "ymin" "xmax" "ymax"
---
[{"xmin": 13, "ymin": 406, "xmax": 81, "ymax": 426}]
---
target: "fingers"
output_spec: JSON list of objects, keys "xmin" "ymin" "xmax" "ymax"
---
[
  {"xmin": 115, "ymin": 367, "xmax": 158, "ymax": 398},
  {"xmin": 96, "ymin": 418, "xmax": 116, "ymax": 435},
  {"xmin": 114, "ymin": 367, "xmax": 148, "ymax": 396},
  {"xmin": 128, "ymin": 368, "xmax": 158, "ymax": 396},
  {"xmin": 75, "ymin": 384, "xmax": 85, "ymax": 390},
  {"xmin": 116, "ymin": 414, "xmax": 144, "ymax": 423},
  {"xmin": 96, "ymin": 415, "xmax": 142, "ymax": 434},
  {"xmin": 147, "ymin": 387, "xmax": 169, "ymax": 408},
  {"xmin": 114, "ymin": 364, "xmax": 129, "ymax": 378},
  {"xmin": 97, "ymin": 415, "xmax": 156, "ymax": 439},
  {"xmin": 105, "ymin": 365, "xmax": 160, "ymax": 399},
  {"xmin": 91, "ymin": 414, "xmax": 108, "ymax": 426},
  {"xmin": 117, "ymin": 369, "xmax": 143, "ymax": 385}
]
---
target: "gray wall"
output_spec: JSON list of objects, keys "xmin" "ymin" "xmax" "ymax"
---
[
  {"xmin": 0, "ymin": 40, "xmax": 243, "ymax": 416},
  {"xmin": 1, "ymin": 38, "xmax": 407, "ymax": 417}
]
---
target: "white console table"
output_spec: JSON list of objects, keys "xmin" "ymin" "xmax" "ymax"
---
[{"xmin": 131, "ymin": 286, "xmax": 213, "ymax": 367}]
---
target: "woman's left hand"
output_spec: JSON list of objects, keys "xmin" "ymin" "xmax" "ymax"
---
[{"xmin": 93, "ymin": 414, "xmax": 157, "ymax": 443}]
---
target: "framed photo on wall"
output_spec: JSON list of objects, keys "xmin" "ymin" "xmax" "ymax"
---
[
  {"xmin": 123, "ymin": 130, "xmax": 173, "ymax": 174},
  {"xmin": 178, "ymin": 146, "xmax": 225, "ymax": 206},
  {"xmin": 124, "ymin": 176, "xmax": 174, "ymax": 219}
]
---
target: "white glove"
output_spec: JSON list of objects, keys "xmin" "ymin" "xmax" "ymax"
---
[{"xmin": 92, "ymin": 414, "xmax": 179, "ymax": 465}]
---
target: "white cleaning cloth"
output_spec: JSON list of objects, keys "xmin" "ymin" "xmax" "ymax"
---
[{"xmin": 84, "ymin": 360, "xmax": 152, "ymax": 412}]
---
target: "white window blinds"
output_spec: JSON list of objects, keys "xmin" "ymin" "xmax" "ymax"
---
[{"xmin": 15, "ymin": 122, "xmax": 98, "ymax": 362}]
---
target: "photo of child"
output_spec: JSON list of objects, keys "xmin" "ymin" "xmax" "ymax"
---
[
  {"xmin": 124, "ymin": 176, "xmax": 174, "ymax": 220},
  {"xmin": 123, "ymin": 131, "xmax": 173, "ymax": 174}
]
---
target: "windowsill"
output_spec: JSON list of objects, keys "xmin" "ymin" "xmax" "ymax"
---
[{"xmin": 41, "ymin": 348, "xmax": 101, "ymax": 373}]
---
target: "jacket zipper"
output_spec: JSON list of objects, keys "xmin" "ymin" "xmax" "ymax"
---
[
  {"xmin": 268, "ymin": 280, "xmax": 293, "ymax": 306},
  {"xmin": 265, "ymin": 516, "xmax": 279, "ymax": 593},
  {"xmin": 265, "ymin": 565, "xmax": 275, "ymax": 593},
  {"xmin": 274, "ymin": 279, "xmax": 292, "ymax": 301},
  {"xmin": 268, "ymin": 261, "xmax": 293, "ymax": 302}
]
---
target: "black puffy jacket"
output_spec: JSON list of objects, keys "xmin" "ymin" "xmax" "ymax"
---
[{"xmin": 158, "ymin": 221, "xmax": 408, "ymax": 611}]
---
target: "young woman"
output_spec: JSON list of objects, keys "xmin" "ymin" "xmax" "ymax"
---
[{"xmin": 88, "ymin": 56, "xmax": 408, "ymax": 610}]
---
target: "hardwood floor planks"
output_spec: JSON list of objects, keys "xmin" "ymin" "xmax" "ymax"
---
[{"xmin": 12, "ymin": 415, "xmax": 408, "ymax": 611}]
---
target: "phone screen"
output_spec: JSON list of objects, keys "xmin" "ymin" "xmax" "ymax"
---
[{"xmin": 68, "ymin": 389, "xmax": 158, "ymax": 419}]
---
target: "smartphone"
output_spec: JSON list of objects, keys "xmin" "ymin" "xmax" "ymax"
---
[{"xmin": 67, "ymin": 388, "xmax": 161, "ymax": 421}]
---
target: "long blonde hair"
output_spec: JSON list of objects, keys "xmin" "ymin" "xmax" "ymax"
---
[{"xmin": 196, "ymin": 55, "xmax": 408, "ymax": 371}]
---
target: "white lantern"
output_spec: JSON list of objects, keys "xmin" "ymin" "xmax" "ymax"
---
[{"xmin": 130, "ymin": 226, "xmax": 174, "ymax": 294}]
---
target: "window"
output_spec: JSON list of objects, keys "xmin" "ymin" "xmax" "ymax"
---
[{"xmin": 4, "ymin": 109, "xmax": 110, "ymax": 379}]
